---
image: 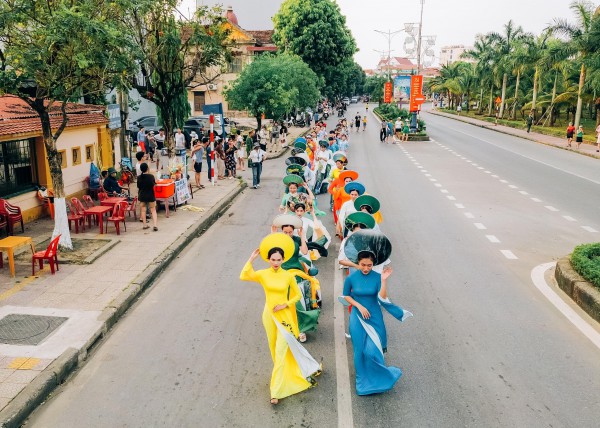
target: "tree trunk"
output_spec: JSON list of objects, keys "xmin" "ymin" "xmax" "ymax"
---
[
  {"xmin": 532, "ymin": 66, "xmax": 539, "ymax": 113},
  {"xmin": 551, "ymin": 71, "xmax": 558, "ymax": 104},
  {"xmin": 488, "ymin": 83, "xmax": 494, "ymax": 116},
  {"xmin": 574, "ymin": 63, "xmax": 586, "ymax": 129},
  {"xmin": 499, "ymin": 73, "xmax": 508, "ymax": 118},
  {"xmin": 256, "ymin": 114, "xmax": 262, "ymax": 131},
  {"xmin": 478, "ymin": 87, "xmax": 484, "ymax": 114},
  {"xmin": 511, "ymin": 70, "xmax": 520, "ymax": 120},
  {"xmin": 38, "ymin": 107, "xmax": 72, "ymax": 250}
]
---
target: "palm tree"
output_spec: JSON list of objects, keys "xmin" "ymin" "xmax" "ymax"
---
[
  {"xmin": 547, "ymin": 0, "xmax": 597, "ymax": 129},
  {"xmin": 524, "ymin": 32, "xmax": 551, "ymax": 116},
  {"xmin": 463, "ymin": 35, "xmax": 495, "ymax": 114},
  {"xmin": 488, "ymin": 20, "xmax": 528, "ymax": 119},
  {"xmin": 507, "ymin": 39, "xmax": 531, "ymax": 119}
]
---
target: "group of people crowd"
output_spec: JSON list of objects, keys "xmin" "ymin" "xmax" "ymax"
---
[{"xmin": 239, "ymin": 111, "xmax": 412, "ymax": 404}]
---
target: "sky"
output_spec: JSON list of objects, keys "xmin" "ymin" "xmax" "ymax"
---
[{"xmin": 185, "ymin": 0, "xmax": 577, "ymax": 68}]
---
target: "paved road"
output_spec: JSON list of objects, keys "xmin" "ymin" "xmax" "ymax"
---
[{"xmin": 28, "ymin": 104, "xmax": 600, "ymax": 427}]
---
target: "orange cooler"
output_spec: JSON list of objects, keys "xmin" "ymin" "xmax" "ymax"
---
[{"xmin": 155, "ymin": 179, "xmax": 175, "ymax": 198}]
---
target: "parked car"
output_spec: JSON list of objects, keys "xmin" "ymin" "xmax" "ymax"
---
[
  {"xmin": 342, "ymin": 97, "xmax": 350, "ymax": 106},
  {"xmin": 129, "ymin": 116, "xmax": 162, "ymax": 141},
  {"xmin": 184, "ymin": 115, "xmax": 231, "ymax": 138},
  {"xmin": 350, "ymin": 96, "xmax": 359, "ymax": 104}
]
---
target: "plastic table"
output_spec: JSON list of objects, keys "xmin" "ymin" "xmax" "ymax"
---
[
  {"xmin": 83, "ymin": 206, "xmax": 112, "ymax": 234},
  {"xmin": 0, "ymin": 236, "xmax": 34, "ymax": 277}
]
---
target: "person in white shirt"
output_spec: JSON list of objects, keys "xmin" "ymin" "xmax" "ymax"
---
[
  {"xmin": 248, "ymin": 142, "xmax": 267, "ymax": 188},
  {"xmin": 336, "ymin": 182, "xmax": 365, "ymax": 237},
  {"xmin": 394, "ymin": 117, "xmax": 403, "ymax": 142},
  {"xmin": 174, "ymin": 128, "xmax": 186, "ymax": 150}
]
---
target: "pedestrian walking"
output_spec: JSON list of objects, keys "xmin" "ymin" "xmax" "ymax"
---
[
  {"xmin": 566, "ymin": 122, "xmax": 575, "ymax": 147},
  {"xmin": 136, "ymin": 162, "xmax": 158, "ymax": 231},
  {"xmin": 225, "ymin": 137, "xmax": 237, "ymax": 179},
  {"xmin": 402, "ymin": 120, "xmax": 410, "ymax": 142},
  {"xmin": 526, "ymin": 113, "xmax": 534, "ymax": 133},
  {"xmin": 174, "ymin": 128, "xmax": 186, "ymax": 150},
  {"xmin": 576, "ymin": 125, "xmax": 584, "ymax": 149},
  {"xmin": 248, "ymin": 142, "xmax": 267, "ymax": 188},
  {"xmin": 259, "ymin": 125, "xmax": 268, "ymax": 151},
  {"xmin": 394, "ymin": 117, "xmax": 403, "ymax": 142},
  {"xmin": 457, "ymin": 104, "xmax": 462, "ymax": 115},
  {"xmin": 354, "ymin": 113, "xmax": 361, "ymax": 132},
  {"xmin": 269, "ymin": 121, "xmax": 280, "ymax": 153},
  {"xmin": 279, "ymin": 121, "xmax": 288, "ymax": 148},
  {"xmin": 215, "ymin": 139, "xmax": 226, "ymax": 179},
  {"xmin": 362, "ymin": 115, "xmax": 367, "ymax": 131},
  {"xmin": 379, "ymin": 121, "xmax": 387, "ymax": 143},
  {"xmin": 596, "ymin": 123, "xmax": 600, "ymax": 152}
]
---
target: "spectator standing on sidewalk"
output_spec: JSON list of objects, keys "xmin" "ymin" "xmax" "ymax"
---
[
  {"xmin": 596, "ymin": 123, "xmax": 600, "ymax": 152},
  {"xmin": 215, "ymin": 139, "xmax": 226, "ymax": 179},
  {"xmin": 137, "ymin": 162, "xmax": 158, "ymax": 231},
  {"xmin": 191, "ymin": 139, "xmax": 205, "ymax": 188},
  {"xmin": 269, "ymin": 121, "xmax": 280, "ymax": 153},
  {"xmin": 137, "ymin": 126, "xmax": 146, "ymax": 146},
  {"xmin": 203, "ymin": 137, "xmax": 213, "ymax": 182},
  {"xmin": 245, "ymin": 130, "xmax": 255, "ymax": 157},
  {"xmin": 175, "ymin": 128, "xmax": 186, "ymax": 150},
  {"xmin": 249, "ymin": 142, "xmax": 267, "ymax": 189},
  {"xmin": 457, "ymin": 104, "xmax": 462, "ymax": 115},
  {"xmin": 259, "ymin": 125, "xmax": 268, "ymax": 151},
  {"xmin": 279, "ymin": 121, "xmax": 288, "ymax": 148},
  {"xmin": 526, "ymin": 113, "xmax": 534, "ymax": 133}
]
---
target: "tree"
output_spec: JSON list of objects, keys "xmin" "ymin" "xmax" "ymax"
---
[
  {"xmin": 463, "ymin": 35, "xmax": 495, "ymax": 114},
  {"xmin": 364, "ymin": 75, "xmax": 388, "ymax": 103},
  {"xmin": 273, "ymin": 0, "xmax": 357, "ymax": 95},
  {"xmin": 0, "ymin": 0, "xmax": 138, "ymax": 248},
  {"xmin": 129, "ymin": 1, "xmax": 230, "ymax": 155},
  {"xmin": 547, "ymin": 0, "xmax": 598, "ymax": 129},
  {"xmin": 488, "ymin": 20, "xmax": 529, "ymax": 118},
  {"xmin": 225, "ymin": 54, "xmax": 320, "ymax": 129},
  {"xmin": 322, "ymin": 59, "xmax": 366, "ymax": 99}
]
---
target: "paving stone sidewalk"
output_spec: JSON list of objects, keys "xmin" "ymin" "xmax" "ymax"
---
[
  {"xmin": 0, "ymin": 125, "xmax": 306, "ymax": 426},
  {"xmin": 427, "ymin": 109, "xmax": 600, "ymax": 159}
]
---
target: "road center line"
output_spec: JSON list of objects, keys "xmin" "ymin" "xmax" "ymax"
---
[
  {"xmin": 465, "ymin": 212, "xmax": 475, "ymax": 219},
  {"xmin": 455, "ymin": 203, "xmax": 465, "ymax": 209},
  {"xmin": 545, "ymin": 206, "xmax": 559, "ymax": 212},
  {"xmin": 334, "ymin": 263, "xmax": 354, "ymax": 428},
  {"xmin": 486, "ymin": 235, "xmax": 500, "ymax": 243},
  {"xmin": 474, "ymin": 222, "xmax": 487, "ymax": 230},
  {"xmin": 582, "ymin": 226, "xmax": 598, "ymax": 233},
  {"xmin": 531, "ymin": 262, "xmax": 600, "ymax": 351},
  {"xmin": 501, "ymin": 250, "xmax": 518, "ymax": 259},
  {"xmin": 563, "ymin": 215, "xmax": 577, "ymax": 222},
  {"xmin": 531, "ymin": 197, "xmax": 542, "ymax": 202}
]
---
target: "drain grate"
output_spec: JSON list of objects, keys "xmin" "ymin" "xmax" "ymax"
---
[{"xmin": 0, "ymin": 314, "xmax": 68, "ymax": 346}]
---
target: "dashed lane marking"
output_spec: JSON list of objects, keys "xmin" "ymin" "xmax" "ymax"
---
[
  {"xmin": 486, "ymin": 235, "xmax": 501, "ymax": 243},
  {"xmin": 447, "ymin": 196, "xmax": 456, "ymax": 201},
  {"xmin": 545, "ymin": 206, "xmax": 559, "ymax": 212},
  {"xmin": 501, "ymin": 250, "xmax": 518, "ymax": 260},
  {"xmin": 531, "ymin": 198, "xmax": 542, "ymax": 202},
  {"xmin": 465, "ymin": 213, "xmax": 475, "ymax": 219},
  {"xmin": 474, "ymin": 223, "xmax": 487, "ymax": 230},
  {"xmin": 563, "ymin": 216, "xmax": 576, "ymax": 222},
  {"xmin": 455, "ymin": 203, "xmax": 465, "ymax": 209},
  {"xmin": 582, "ymin": 226, "xmax": 598, "ymax": 233}
]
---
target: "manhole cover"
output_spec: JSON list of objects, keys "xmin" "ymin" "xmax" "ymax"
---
[{"xmin": 0, "ymin": 314, "xmax": 68, "ymax": 346}]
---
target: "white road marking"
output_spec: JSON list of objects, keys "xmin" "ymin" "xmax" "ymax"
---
[
  {"xmin": 531, "ymin": 262, "xmax": 600, "ymax": 351},
  {"xmin": 477, "ymin": 167, "xmax": 485, "ymax": 170},
  {"xmin": 500, "ymin": 179, "xmax": 508, "ymax": 183},
  {"xmin": 474, "ymin": 223, "xmax": 487, "ymax": 230},
  {"xmin": 545, "ymin": 206, "xmax": 559, "ymax": 212},
  {"xmin": 491, "ymin": 175, "xmax": 499, "ymax": 178},
  {"xmin": 472, "ymin": 163, "xmax": 478, "ymax": 166},
  {"xmin": 429, "ymin": 178, "xmax": 437, "ymax": 182},
  {"xmin": 509, "ymin": 185, "xmax": 518, "ymax": 189},
  {"xmin": 447, "ymin": 196, "xmax": 456, "ymax": 201},
  {"xmin": 486, "ymin": 235, "xmax": 500, "ymax": 243},
  {"xmin": 434, "ymin": 183, "xmax": 442, "ymax": 187},
  {"xmin": 465, "ymin": 212, "xmax": 475, "ymax": 219},
  {"xmin": 425, "ymin": 174, "xmax": 432, "ymax": 177},
  {"xmin": 334, "ymin": 264, "xmax": 354, "ymax": 427},
  {"xmin": 519, "ymin": 191, "xmax": 529, "ymax": 195},
  {"xmin": 485, "ymin": 171, "xmax": 492, "ymax": 174},
  {"xmin": 501, "ymin": 250, "xmax": 518, "ymax": 259},
  {"xmin": 582, "ymin": 226, "xmax": 599, "ymax": 233},
  {"xmin": 417, "ymin": 166, "xmax": 423, "ymax": 169},
  {"xmin": 563, "ymin": 215, "xmax": 577, "ymax": 222},
  {"xmin": 531, "ymin": 197, "xmax": 542, "ymax": 202},
  {"xmin": 441, "ymin": 189, "xmax": 449, "ymax": 194},
  {"xmin": 422, "ymin": 170, "xmax": 428, "ymax": 173},
  {"xmin": 455, "ymin": 203, "xmax": 465, "ymax": 209}
]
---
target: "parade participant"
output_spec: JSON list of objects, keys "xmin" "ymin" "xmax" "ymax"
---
[
  {"xmin": 338, "ymin": 213, "xmax": 390, "ymax": 274},
  {"xmin": 341, "ymin": 251, "xmax": 411, "ymax": 395},
  {"xmin": 280, "ymin": 176, "xmax": 306, "ymax": 213},
  {"xmin": 329, "ymin": 170, "xmax": 359, "ymax": 225},
  {"xmin": 328, "ymin": 136, "xmax": 339, "ymax": 153},
  {"xmin": 337, "ymin": 182, "xmax": 365, "ymax": 238},
  {"xmin": 271, "ymin": 217, "xmax": 321, "ymax": 343},
  {"xmin": 314, "ymin": 141, "xmax": 332, "ymax": 194},
  {"xmin": 240, "ymin": 234, "xmax": 321, "ymax": 404},
  {"xmin": 355, "ymin": 194, "xmax": 383, "ymax": 228}
]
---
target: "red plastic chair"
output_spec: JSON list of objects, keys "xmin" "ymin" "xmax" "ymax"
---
[
  {"xmin": 97, "ymin": 192, "xmax": 108, "ymax": 202},
  {"xmin": 0, "ymin": 199, "xmax": 24, "ymax": 235},
  {"xmin": 125, "ymin": 196, "xmax": 138, "ymax": 220},
  {"xmin": 32, "ymin": 234, "xmax": 61, "ymax": 275},
  {"xmin": 82, "ymin": 195, "xmax": 95, "ymax": 209},
  {"xmin": 106, "ymin": 201, "xmax": 127, "ymax": 235},
  {"xmin": 66, "ymin": 201, "xmax": 85, "ymax": 234},
  {"xmin": 72, "ymin": 198, "xmax": 94, "ymax": 230}
]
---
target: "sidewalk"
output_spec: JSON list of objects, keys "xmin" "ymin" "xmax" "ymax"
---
[
  {"xmin": 427, "ymin": 109, "xmax": 600, "ymax": 160},
  {"xmin": 0, "ymin": 126, "xmax": 304, "ymax": 427}
]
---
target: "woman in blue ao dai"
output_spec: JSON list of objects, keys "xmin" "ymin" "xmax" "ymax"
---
[{"xmin": 342, "ymin": 252, "xmax": 411, "ymax": 395}]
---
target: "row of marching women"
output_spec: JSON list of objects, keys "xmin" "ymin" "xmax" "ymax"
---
[{"xmin": 239, "ymin": 126, "xmax": 411, "ymax": 405}]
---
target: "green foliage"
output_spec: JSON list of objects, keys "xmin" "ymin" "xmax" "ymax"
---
[
  {"xmin": 364, "ymin": 76, "xmax": 387, "ymax": 102},
  {"xmin": 225, "ymin": 53, "xmax": 320, "ymax": 121},
  {"xmin": 322, "ymin": 59, "xmax": 365, "ymax": 99},
  {"xmin": 129, "ymin": 2, "xmax": 230, "ymax": 149},
  {"xmin": 571, "ymin": 243, "xmax": 600, "ymax": 289},
  {"xmin": 375, "ymin": 104, "xmax": 410, "ymax": 121},
  {"xmin": 273, "ymin": 0, "xmax": 357, "ymax": 96}
]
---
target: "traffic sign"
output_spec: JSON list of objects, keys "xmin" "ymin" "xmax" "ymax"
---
[
  {"xmin": 495, "ymin": 96, "xmax": 501, "ymax": 105},
  {"xmin": 413, "ymin": 95, "xmax": 426, "ymax": 103}
]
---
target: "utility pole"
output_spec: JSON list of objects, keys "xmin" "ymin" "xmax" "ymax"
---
[
  {"xmin": 416, "ymin": 0, "xmax": 424, "ymax": 75},
  {"xmin": 375, "ymin": 29, "xmax": 403, "ymax": 81}
]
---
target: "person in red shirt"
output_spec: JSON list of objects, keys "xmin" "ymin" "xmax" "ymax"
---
[{"xmin": 566, "ymin": 122, "xmax": 575, "ymax": 147}]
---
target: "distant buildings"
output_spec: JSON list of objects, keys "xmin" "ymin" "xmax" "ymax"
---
[
  {"xmin": 369, "ymin": 57, "xmax": 439, "ymax": 79},
  {"xmin": 438, "ymin": 45, "xmax": 475, "ymax": 66}
]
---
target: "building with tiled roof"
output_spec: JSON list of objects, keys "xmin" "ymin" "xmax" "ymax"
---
[
  {"xmin": 0, "ymin": 95, "xmax": 113, "ymax": 221},
  {"xmin": 186, "ymin": 6, "xmax": 278, "ymax": 116}
]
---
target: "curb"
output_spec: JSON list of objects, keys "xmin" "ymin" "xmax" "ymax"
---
[
  {"xmin": 427, "ymin": 110, "xmax": 600, "ymax": 160},
  {"xmin": 555, "ymin": 256, "xmax": 600, "ymax": 323},
  {"xmin": 0, "ymin": 182, "xmax": 247, "ymax": 428}
]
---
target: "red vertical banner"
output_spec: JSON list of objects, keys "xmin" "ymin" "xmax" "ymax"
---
[
  {"xmin": 383, "ymin": 81, "xmax": 393, "ymax": 103},
  {"xmin": 409, "ymin": 75, "xmax": 424, "ymax": 112}
]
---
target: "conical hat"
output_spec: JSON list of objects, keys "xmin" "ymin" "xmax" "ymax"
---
[
  {"xmin": 344, "ymin": 182, "xmax": 365, "ymax": 196},
  {"xmin": 272, "ymin": 214, "xmax": 302, "ymax": 229},
  {"xmin": 354, "ymin": 194, "xmax": 380, "ymax": 214},
  {"xmin": 343, "ymin": 229, "xmax": 392, "ymax": 265},
  {"xmin": 285, "ymin": 163, "xmax": 305, "ymax": 175},
  {"xmin": 285, "ymin": 156, "xmax": 307, "ymax": 167},
  {"xmin": 259, "ymin": 233, "xmax": 295, "ymax": 262},
  {"xmin": 283, "ymin": 174, "xmax": 304, "ymax": 186},
  {"xmin": 344, "ymin": 211, "xmax": 376, "ymax": 231},
  {"xmin": 339, "ymin": 170, "xmax": 359, "ymax": 181}
]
